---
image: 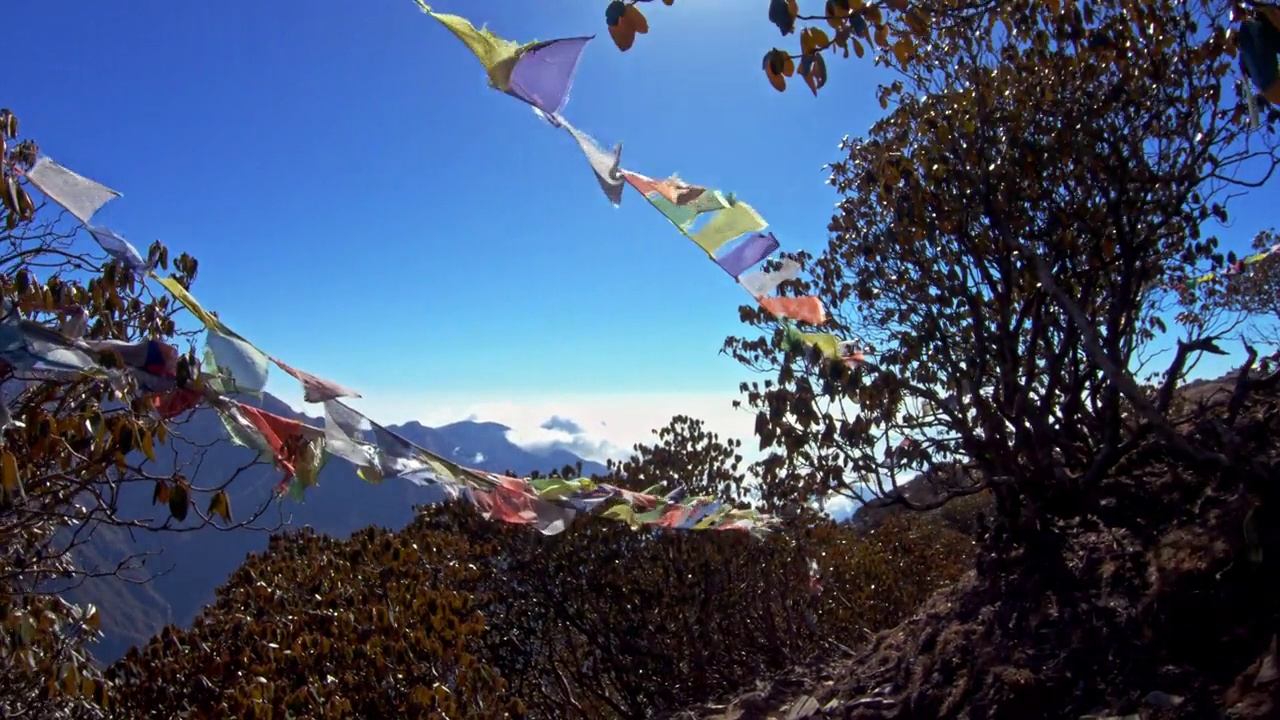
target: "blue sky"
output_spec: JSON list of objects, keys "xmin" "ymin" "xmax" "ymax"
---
[{"xmin": 7, "ymin": 1, "xmax": 1270, "ymax": 461}]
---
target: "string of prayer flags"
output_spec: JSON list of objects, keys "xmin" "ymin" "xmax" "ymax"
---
[
  {"xmin": 618, "ymin": 169, "xmax": 827, "ymax": 324},
  {"xmin": 153, "ymin": 273, "xmax": 359, "ymax": 405},
  {"xmin": 622, "ymin": 171, "xmax": 730, "ymax": 235},
  {"xmin": 0, "ymin": 279, "xmax": 780, "ymax": 533},
  {"xmin": 415, "ymin": 4, "xmax": 828, "ymax": 327},
  {"xmin": 415, "ymin": 3, "xmax": 624, "ymax": 206},
  {"xmin": 1177, "ymin": 242, "xmax": 1280, "ymax": 289},
  {"xmin": 7, "ymin": 149, "xmax": 777, "ymax": 535},
  {"xmin": 415, "ymin": 3, "xmax": 627, "ymax": 208},
  {"xmin": 309, "ymin": 400, "xmax": 776, "ymax": 534},
  {"xmin": 294, "ymin": 396, "xmax": 778, "ymax": 534},
  {"xmin": 468, "ymin": 475, "xmax": 578, "ymax": 535},
  {"xmin": 22, "ymin": 157, "xmax": 120, "ymax": 225},
  {"xmin": 1, "ymin": 8, "xmax": 796, "ymax": 538},
  {"xmin": 0, "ymin": 299, "xmax": 202, "ymax": 418},
  {"xmin": 619, "ymin": 170, "xmax": 767, "ymax": 263}
]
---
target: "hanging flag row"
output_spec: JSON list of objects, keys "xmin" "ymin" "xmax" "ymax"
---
[
  {"xmin": 414, "ymin": 2, "xmax": 858, "ymax": 360},
  {"xmin": 1173, "ymin": 242, "xmax": 1280, "ymax": 290},
  {"xmin": 5, "ymin": 152, "xmax": 777, "ymax": 536},
  {"xmin": 417, "ymin": 2, "xmax": 1280, "ymax": 361}
]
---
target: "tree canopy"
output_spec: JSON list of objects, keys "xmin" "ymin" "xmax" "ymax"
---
[
  {"xmin": 710, "ymin": 0, "xmax": 1279, "ymax": 549},
  {"xmin": 0, "ymin": 107, "xmax": 279, "ymax": 718}
]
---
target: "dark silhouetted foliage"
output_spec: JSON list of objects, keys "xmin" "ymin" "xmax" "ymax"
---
[
  {"xmin": 107, "ymin": 500, "xmax": 972, "ymax": 719},
  {"xmin": 722, "ymin": 0, "xmax": 1279, "ymax": 570},
  {"xmin": 602, "ymin": 414, "xmax": 747, "ymax": 501},
  {"xmin": 107, "ymin": 520, "xmax": 521, "ymax": 719}
]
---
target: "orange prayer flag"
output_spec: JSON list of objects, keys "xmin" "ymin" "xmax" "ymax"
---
[
  {"xmin": 760, "ymin": 295, "xmax": 827, "ymax": 325},
  {"xmin": 621, "ymin": 170, "xmax": 706, "ymax": 205}
]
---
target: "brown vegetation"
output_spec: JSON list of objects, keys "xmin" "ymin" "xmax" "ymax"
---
[{"xmin": 106, "ymin": 505, "xmax": 973, "ymax": 718}]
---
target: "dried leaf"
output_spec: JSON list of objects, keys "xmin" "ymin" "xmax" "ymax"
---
[
  {"xmin": 169, "ymin": 481, "xmax": 189, "ymax": 522},
  {"xmin": 208, "ymin": 490, "xmax": 233, "ymax": 524}
]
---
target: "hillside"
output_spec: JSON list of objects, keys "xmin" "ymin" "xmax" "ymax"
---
[
  {"xmin": 664, "ymin": 374, "xmax": 1280, "ymax": 719},
  {"xmin": 67, "ymin": 393, "xmax": 608, "ymax": 665},
  {"xmin": 105, "ymin": 494, "xmax": 973, "ymax": 718}
]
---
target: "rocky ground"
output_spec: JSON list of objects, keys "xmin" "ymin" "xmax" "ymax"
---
[{"xmin": 666, "ymin": 374, "xmax": 1280, "ymax": 720}]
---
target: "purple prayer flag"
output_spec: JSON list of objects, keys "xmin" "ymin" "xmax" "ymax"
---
[
  {"xmin": 715, "ymin": 232, "xmax": 780, "ymax": 278},
  {"xmin": 506, "ymin": 37, "xmax": 592, "ymax": 116}
]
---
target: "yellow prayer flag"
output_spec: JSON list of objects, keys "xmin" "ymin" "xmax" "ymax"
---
[
  {"xmin": 415, "ymin": 1, "xmax": 522, "ymax": 90},
  {"xmin": 690, "ymin": 202, "xmax": 768, "ymax": 255},
  {"xmin": 426, "ymin": 454, "xmax": 460, "ymax": 482},
  {"xmin": 152, "ymin": 273, "xmax": 233, "ymax": 336},
  {"xmin": 799, "ymin": 332, "xmax": 841, "ymax": 358}
]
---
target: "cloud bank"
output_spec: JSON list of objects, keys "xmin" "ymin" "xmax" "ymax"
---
[
  {"xmin": 270, "ymin": 382, "xmax": 758, "ymax": 466},
  {"xmin": 270, "ymin": 381, "xmax": 860, "ymax": 521}
]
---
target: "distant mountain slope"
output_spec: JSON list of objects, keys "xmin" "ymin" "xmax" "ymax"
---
[{"xmin": 66, "ymin": 394, "xmax": 607, "ymax": 665}]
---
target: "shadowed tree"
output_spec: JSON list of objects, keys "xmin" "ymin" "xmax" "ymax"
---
[
  {"xmin": 704, "ymin": 0, "xmax": 1280, "ymax": 574},
  {"xmin": 602, "ymin": 414, "xmax": 748, "ymax": 501}
]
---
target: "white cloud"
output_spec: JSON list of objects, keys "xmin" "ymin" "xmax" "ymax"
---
[
  {"xmin": 271, "ymin": 378, "xmax": 863, "ymax": 521},
  {"xmin": 823, "ymin": 495, "xmax": 859, "ymax": 522},
  {"xmin": 540, "ymin": 416, "xmax": 585, "ymax": 434},
  {"xmin": 268, "ymin": 378, "xmax": 758, "ymax": 466}
]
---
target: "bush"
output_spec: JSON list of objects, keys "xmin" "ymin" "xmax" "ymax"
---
[
  {"xmin": 107, "ymin": 522, "xmax": 520, "ymax": 719},
  {"xmin": 108, "ymin": 503, "xmax": 973, "ymax": 718}
]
